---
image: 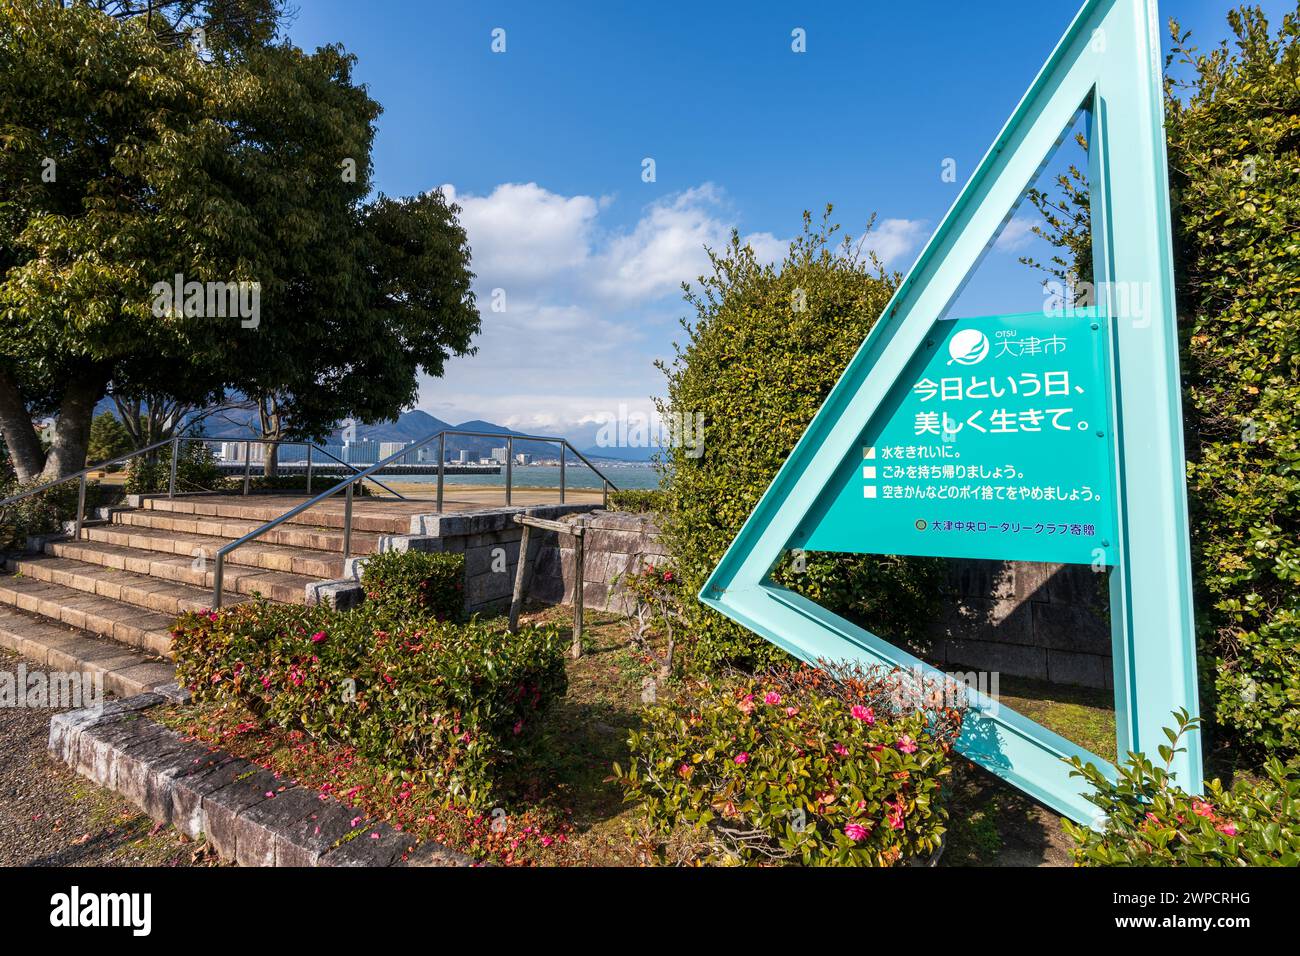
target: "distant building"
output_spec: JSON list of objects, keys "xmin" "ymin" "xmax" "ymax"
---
[
  {"xmin": 457, "ymin": 450, "xmax": 470, "ymax": 464},
  {"xmin": 515, "ymin": 452, "xmax": 531, "ymax": 466},
  {"xmin": 344, "ymin": 439, "xmax": 378, "ymax": 465},
  {"xmin": 491, "ymin": 447, "xmax": 508, "ymax": 464}
]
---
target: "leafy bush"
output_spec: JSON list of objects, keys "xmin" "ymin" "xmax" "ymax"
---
[
  {"xmin": 1064, "ymin": 711, "xmax": 1300, "ymax": 866},
  {"xmin": 615, "ymin": 561, "xmax": 683, "ymax": 679},
  {"xmin": 1163, "ymin": 7, "xmax": 1300, "ymax": 764},
  {"xmin": 618, "ymin": 663, "xmax": 963, "ymax": 866},
  {"xmin": 0, "ymin": 478, "xmax": 106, "ymax": 549},
  {"xmin": 608, "ymin": 489, "xmax": 664, "ymax": 513},
  {"xmin": 360, "ymin": 549, "xmax": 465, "ymax": 621},
  {"xmin": 172, "ymin": 599, "xmax": 568, "ymax": 809},
  {"xmin": 125, "ymin": 441, "xmax": 225, "ymax": 495},
  {"xmin": 656, "ymin": 212, "xmax": 945, "ymax": 672}
]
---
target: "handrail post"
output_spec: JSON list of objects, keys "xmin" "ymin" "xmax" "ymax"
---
[
  {"xmin": 559, "ymin": 443, "xmax": 566, "ymax": 504},
  {"xmin": 602, "ymin": 479, "xmax": 609, "ymax": 509},
  {"xmin": 436, "ymin": 433, "xmax": 445, "ymax": 512},
  {"xmin": 306, "ymin": 444, "xmax": 313, "ymax": 496},
  {"xmin": 242, "ymin": 440, "xmax": 252, "ymax": 496},
  {"xmin": 343, "ymin": 482, "xmax": 353, "ymax": 560},
  {"xmin": 74, "ymin": 475, "xmax": 86, "ymax": 541},
  {"xmin": 167, "ymin": 434, "xmax": 179, "ymax": 499},
  {"xmin": 505, "ymin": 436, "xmax": 513, "ymax": 506},
  {"xmin": 213, "ymin": 554, "xmax": 224, "ymax": 610}
]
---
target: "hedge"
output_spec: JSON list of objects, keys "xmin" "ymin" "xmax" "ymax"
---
[
  {"xmin": 173, "ymin": 600, "xmax": 568, "ymax": 810},
  {"xmin": 1165, "ymin": 7, "xmax": 1300, "ymax": 763},
  {"xmin": 656, "ymin": 212, "xmax": 945, "ymax": 672},
  {"xmin": 360, "ymin": 549, "xmax": 465, "ymax": 622}
]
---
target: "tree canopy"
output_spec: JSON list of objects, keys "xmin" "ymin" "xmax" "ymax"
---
[{"xmin": 0, "ymin": 0, "xmax": 479, "ymax": 484}]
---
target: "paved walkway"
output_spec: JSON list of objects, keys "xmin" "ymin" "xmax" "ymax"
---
[{"xmin": 0, "ymin": 647, "xmax": 217, "ymax": 866}]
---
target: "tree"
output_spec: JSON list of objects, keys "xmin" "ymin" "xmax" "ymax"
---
[
  {"xmin": 86, "ymin": 411, "xmax": 134, "ymax": 465},
  {"xmin": 0, "ymin": 2, "xmax": 231, "ymax": 483},
  {"xmin": 0, "ymin": 2, "xmax": 480, "ymax": 483}
]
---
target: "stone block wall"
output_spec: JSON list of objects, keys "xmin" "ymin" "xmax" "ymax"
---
[
  {"xmin": 928, "ymin": 559, "xmax": 1113, "ymax": 689},
  {"xmin": 361, "ymin": 504, "xmax": 599, "ymax": 615},
  {"xmin": 529, "ymin": 511, "xmax": 668, "ymax": 615}
]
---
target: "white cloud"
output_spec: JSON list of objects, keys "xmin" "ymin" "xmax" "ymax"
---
[
  {"xmin": 420, "ymin": 182, "xmax": 792, "ymax": 434},
  {"xmin": 859, "ymin": 217, "xmax": 927, "ymax": 268},
  {"xmin": 442, "ymin": 182, "xmax": 598, "ymax": 284},
  {"xmin": 993, "ymin": 215, "xmax": 1037, "ymax": 252}
]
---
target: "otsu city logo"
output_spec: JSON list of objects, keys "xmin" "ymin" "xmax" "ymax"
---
[{"xmin": 947, "ymin": 329, "xmax": 989, "ymax": 366}]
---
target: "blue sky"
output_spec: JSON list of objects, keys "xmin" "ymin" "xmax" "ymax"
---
[{"xmin": 287, "ymin": 0, "xmax": 1290, "ymax": 446}]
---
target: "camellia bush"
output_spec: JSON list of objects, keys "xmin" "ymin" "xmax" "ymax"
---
[
  {"xmin": 1063, "ymin": 711, "xmax": 1300, "ymax": 866},
  {"xmin": 617, "ymin": 662, "xmax": 963, "ymax": 866},
  {"xmin": 360, "ymin": 549, "xmax": 465, "ymax": 622},
  {"xmin": 656, "ymin": 212, "xmax": 945, "ymax": 673},
  {"xmin": 173, "ymin": 599, "xmax": 567, "ymax": 810}
]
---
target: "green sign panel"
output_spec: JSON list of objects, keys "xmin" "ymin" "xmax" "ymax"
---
[{"xmin": 795, "ymin": 309, "xmax": 1117, "ymax": 566}]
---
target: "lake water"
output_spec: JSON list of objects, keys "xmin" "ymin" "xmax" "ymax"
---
[{"xmin": 395, "ymin": 462, "xmax": 661, "ymax": 491}]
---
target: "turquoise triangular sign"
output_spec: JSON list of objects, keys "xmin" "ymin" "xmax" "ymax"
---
[{"xmin": 701, "ymin": 0, "xmax": 1202, "ymax": 824}]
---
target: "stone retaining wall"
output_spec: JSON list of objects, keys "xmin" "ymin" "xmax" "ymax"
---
[
  {"xmin": 529, "ymin": 511, "xmax": 668, "ymax": 614},
  {"xmin": 928, "ymin": 559, "xmax": 1112, "ymax": 689}
]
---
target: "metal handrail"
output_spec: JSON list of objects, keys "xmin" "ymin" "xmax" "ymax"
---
[
  {"xmin": 174, "ymin": 435, "xmax": 407, "ymax": 500},
  {"xmin": 211, "ymin": 427, "xmax": 620, "ymax": 608},
  {"xmin": 0, "ymin": 437, "xmax": 179, "ymax": 543}
]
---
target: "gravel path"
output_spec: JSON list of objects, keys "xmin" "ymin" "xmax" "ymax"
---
[{"xmin": 0, "ymin": 647, "xmax": 221, "ymax": 867}]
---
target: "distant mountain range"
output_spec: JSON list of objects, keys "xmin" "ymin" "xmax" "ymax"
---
[{"xmin": 93, "ymin": 401, "xmax": 656, "ymax": 462}]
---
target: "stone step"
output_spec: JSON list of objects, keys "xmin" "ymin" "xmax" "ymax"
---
[
  {"xmin": 6, "ymin": 553, "xmax": 249, "ymax": 619},
  {"xmin": 111, "ymin": 507, "xmax": 382, "ymax": 557},
  {"xmin": 86, "ymin": 522, "xmax": 350, "ymax": 578},
  {"xmin": 142, "ymin": 495, "xmax": 425, "ymax": 535},
  {"xmin": 0, "ymin": 573, "xmax": 175, "ymax": 658},
  {"xmin": 44, "ymin": 539, "xmax": 319, "ymax": 605},
  {"xmin": 0, "ymin": 607, "xmax": 175, "ymax": 697}
]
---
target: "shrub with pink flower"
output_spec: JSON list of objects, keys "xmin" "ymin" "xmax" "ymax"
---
[
  {"xmin": 1064, "ymin": 710, "xmax": 1300, "ymax": 867},
  {"xmin": 618, "ymin": 662, "xmax": 962, "ymax": 866}
]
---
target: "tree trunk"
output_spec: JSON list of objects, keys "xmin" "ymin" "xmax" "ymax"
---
[
  {"xmin": 258, "ymin": 393, "xmax": 281, "ymax": 480},
  {"xmin": 0, "ymin": 368, "xmax": 45, "ymax": 484},
  {"xmin": 39, "ymin": 369, "xmax": 108, "ymax": 483}
]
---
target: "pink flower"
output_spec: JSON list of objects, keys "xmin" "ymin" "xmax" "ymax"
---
[
  {"xmin": 785, "ymin": 706, "xmax": 799, "ymax": 717},
  {"xmin": 832, "ymin": 743, "xmax": 849, "ymax": 757},
  {"xmin": 738, "ymin": 695, "xmax": 756, "ymax": 715},
  {"xmin": 896, "ymin": 735, "xmax": 918, "ymax": 754},
  {"xmin": 1216, "ymin": 822, "xmax": 1238, "ymax": 837},
  {"xmin": 850, "ymin": 705, "xmax": 875, "ymax": 724},
  {"xmin": 310, "ymin": 631, "xmax": 327, "ymax": 643},
  {"xmin": 763, "ymin": 692, "xmax": 782, "ymax": 706},
  {"xmin": 886, "ymin": 799, "xmax": 906, "ymax": 830},
  {"xmin": 350, "ymin": 816, "xmax": 363, "ymax": 827},
  {"xmin": 513, "ymin": 720, "xmax": 523, "ymax": 735},
  {"xmin": 1191, "ymin": 799, "xmax": 1215, "ymax": 818},
  {"xmin": 843, "ymin": 823, "xmax": 868, "ymax": 842},
  {"xmin": 734, "ymin": 752, "xmax": 750, "ymax": 765}
]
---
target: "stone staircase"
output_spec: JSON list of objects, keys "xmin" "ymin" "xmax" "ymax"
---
[{"xmin": 0, "ymin": 495, "xmax": 414, "ymax": 695}]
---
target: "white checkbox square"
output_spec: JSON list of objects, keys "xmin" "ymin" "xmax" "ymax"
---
[
  {"xmin": 862, "ymin": 466, "xmax": 877, "ymax": 480},
  {"xmin": 863, "ymin": 485, "xmax": 877, "ymax": 499},
  {"xmin": 863, "ymin": 446, "xmax": 876, "ymax": 460}
]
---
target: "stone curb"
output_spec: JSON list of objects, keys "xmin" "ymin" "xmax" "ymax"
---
[{"xmin": 49, "ymin": 694, "xmax": 474, "ymax": 868}]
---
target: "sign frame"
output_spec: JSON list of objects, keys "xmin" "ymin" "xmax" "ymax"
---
[{"xmin": 699, "ymin": 0, "xmax": 1202, "ymax": 824}]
